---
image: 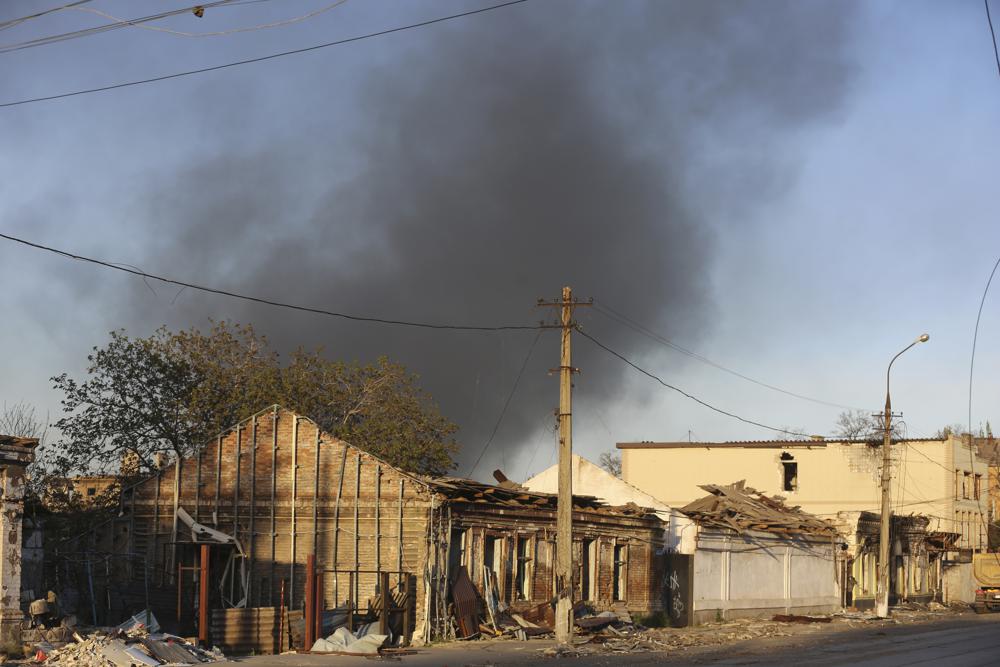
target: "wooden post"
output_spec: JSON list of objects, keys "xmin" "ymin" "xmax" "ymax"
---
[
  {"xmin": 199, "ymin": 545, "xmax": 210, "ymax": 647},
  {"xmin": 278, "ymin": 579, "xmax": 286, "ymax": 653},
  {"xmin": 176, "ymin": 560, "xmax": 183, "ymax": 626},
  {"xmin": 270, "ymin": 409, "xmax": 278, "ymax": 605},
  {"xmin": 397, "ymin": 480, "xmax": 404, "ymax": 578},
  {"xmin": 304, "ymin": 554, "xmax": 315, "ymax": 650},
  {"xmin": 347, "ymin": 572, "xmax": 355, "ymax": 632},
  {"xmin": 248, "ymin": 416, "xmax": 257, "ymax": 606},
  {"xmin": 313, "ymin": 429, "xmax": 321, "ymax": 562},
  {"xmin": 234, "ymin": 425, "xmax": 242, "ymax": 537},
  {"xmin": 290, "ymin": 418, "xmax": 299, "ymax": 609},
  {"xmin": 375, "ymin": 465, "xmax": 382, "ymax": 572},
  {"xmin": 332, "ymin": 444, "xmax": 348, "ymax": 604},
  {"xmin": 354, "ymin": 453, "xmax": 361, "ymax": 607},
  {"xmin": 314, "ymin": 571, "xmax": 324, "ymax": 644},
  {"xmin": 402, "ymin": 574, "xmax": 414, "ymax": 646},
  {"xmin": 379, "ymin": 571, "xmax": 390, "ymax": 636},
  {"xmin": 195, "ymin": 448, "xmax": 202, "ymax": 522}
]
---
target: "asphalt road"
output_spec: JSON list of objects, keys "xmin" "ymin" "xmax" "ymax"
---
[
  {"xmin": 233, "ymin": 613, "xmax": 1000, "ymax": 666},
  {"xmin": 688, "ymin": 614, "xmax": 1000, "ymax": 666}
]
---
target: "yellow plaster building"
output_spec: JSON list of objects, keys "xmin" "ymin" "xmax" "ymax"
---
[{"xmin": 619, "ymin": 435, "xmax": 989, "ymax": 552}]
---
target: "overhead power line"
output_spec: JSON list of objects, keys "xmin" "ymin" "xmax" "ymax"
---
[
  {"xmin": 0, "ymin": 0, "xmax": 531, "ymax": 109},
  {"xmin": 0, "ymin": 0, "xmax": 239, "ymax": 53},
  {"xmin": 0, "ymin": 0, "xmax": 93, "ymax": 32},
  {"xmin": 38, "ymin": 0, "xmax": 349, "ymax": 44},
  {"xmin": 0, "ymin": 231, "xmax": 543, "ymax": 332},
  {"xmin": 467, "ymin": 330, "xmax": 542, "ymax": 477},
  {"xmin": 987, "ymin": 0, "xmax": 1000, "ymax": 77},
  {"xmin": 577, "ymin": 328, "xmax": 811, "ymax": 438},
  {"xmin": 593, "ymin": 300, "xmax": 867, "ymax": 412}
]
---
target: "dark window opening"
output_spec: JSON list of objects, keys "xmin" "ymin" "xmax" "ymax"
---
[
  {"xmin": 484, "ymin": 536, "xmax": 502, "ymax": 597},
  {"xmin": 581, "ymin": 539, "xmax": 596, "ymax": 601},
  {"xmin": 613, "ymin": 545, "xmax": 627, "ymax": 601},
  {"xmin": 514, "ymin": 536, "xmax": 531, "ymax": 600},
  {"xmin": 86, "ymin": 487, "xmax": 97, "ymax": 496},
  {"xmin": 448, "ymin": 528, "xmax": 467, "ymax": 579},
  {"xmin": 781, "ymin": 453, "xmax": 797, "ymax": 492}
]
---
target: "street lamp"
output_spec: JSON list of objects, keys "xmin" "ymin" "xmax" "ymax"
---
[{"xmin": 875, "ymin": 333, "xmax": 929, "ymax": 618}]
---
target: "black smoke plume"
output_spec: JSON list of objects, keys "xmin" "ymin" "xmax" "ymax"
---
[{"xmin": 110, "ymin": 1, "xmax": 855, "ymax": 476}]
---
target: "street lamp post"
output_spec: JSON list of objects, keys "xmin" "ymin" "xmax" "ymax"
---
[{"xmin": 875, "ymin": 333, "xmax": 929, "ymax": 619}]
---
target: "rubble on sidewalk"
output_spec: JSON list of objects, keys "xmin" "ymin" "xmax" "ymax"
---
[{"xmin": 33, "ymin": 624, "xmax": 225, "ymax": 666}]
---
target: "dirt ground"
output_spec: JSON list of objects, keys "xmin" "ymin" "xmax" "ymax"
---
[{"xmin": 229, "ymin": 605, "xmax": 996, "ymax": 666}]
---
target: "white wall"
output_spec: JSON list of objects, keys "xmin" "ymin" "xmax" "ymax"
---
[
  {"xmin": 523, "ymin": 454, "xmax": 696, "ymax": 552},
  {"xmin": 690, "ymin": 528, "xmax": 839, "ymax": 623},
  {"xmin": 943, "ymin": 561, "xmax": 976, "ymax": 604}
]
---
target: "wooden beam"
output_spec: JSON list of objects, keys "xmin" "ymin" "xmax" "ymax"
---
[
  {"xmin": 270, "ymin": 408, "xmax": 278, "ymax": 606},
  {"xmin": 332, "ymin": 443, "xmax": 348, "ymax": 603},
  {"xmin": 199, "ymin": 544, "xmax": 210, "ymax": 646},
  {"xmin": 291, "ymin": 417, "xmax": 299, "ymax": 609}
]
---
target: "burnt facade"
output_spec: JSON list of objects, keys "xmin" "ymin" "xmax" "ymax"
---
[{"xmin": 49, "ymin": 406, "xmax": 663, "ymax": 650}]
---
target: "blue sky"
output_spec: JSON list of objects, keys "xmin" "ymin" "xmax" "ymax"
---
[{"xmin": 2, "ymin": 0, "xmax": 1000, "ymax": 481}]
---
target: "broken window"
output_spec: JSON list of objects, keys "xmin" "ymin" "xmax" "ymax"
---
[
  {"xmin": 780, "ymin": 453, "xmax": 798, "ymax": 492},
  {"xmin": 484, "ymin": 535, "xmax": 503, "ymax": 597},
  {"xmin": 514, "ymin": 536, "xmax": 532, "ymax": 600},
  {"xmin": 448, "ymin": 528, "xmax": 468, "ymax": 578},
  {"xmin": 87, "ymin": 487, "xmax": 96, "ymax": 496},
  {"xmin": 975, "ymin": 474, "xmax": 982, "ymax": 500},
  {"xmin": 963, "ymin": 471, "xmax": 972, "ymax": 499},
  {"xmin": 613, "ymin": 544, "xmax": 628, "ymax": 601},
  {"xmin": 579, "ymin": 539, "xmax": 598, "ymax": 601}
]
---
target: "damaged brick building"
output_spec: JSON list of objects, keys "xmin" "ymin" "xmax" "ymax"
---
[{"xmin": 48, "ymin": 406, "xmax": 663, "ymax": 652}]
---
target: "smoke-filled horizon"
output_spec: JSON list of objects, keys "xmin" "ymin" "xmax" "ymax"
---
[{"xmin": 3, "ymin": 1, "xmax": 858, "ymax": 477}]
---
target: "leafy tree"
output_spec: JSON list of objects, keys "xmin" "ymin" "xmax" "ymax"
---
[
  {"xmin": 598, "ymin": 451, "xmax": 622, "ymax": 478},
  {"xmin": 50, "ymin": 323, "xmax": 458, "ymax": 478}
]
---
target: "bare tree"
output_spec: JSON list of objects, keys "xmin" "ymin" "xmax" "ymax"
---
[
  {"xmin": 933, "ymin": 423, "xmax": 966, "ymax": 439},
  {"xmin": 834, "ymin": 410, "xmax": 879, "ymax": 441},
  {"xmin": 598, "ymin": 451, "xmax": 622, "ymax": 478},
  {"xmin": 0, "ymin": 401, "xmax": 46, "ymax": 441}
]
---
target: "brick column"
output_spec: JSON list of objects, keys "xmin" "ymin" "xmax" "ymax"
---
[{"xmin": 0, "ymin": 465, "xmax": 27, "ymax": 645}]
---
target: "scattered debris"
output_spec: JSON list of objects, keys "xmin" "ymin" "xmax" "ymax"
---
[
  {"xmin": 680, "ymin": 481, "xmax": 839, "ymax": 537},
  {"xmin": 38, "ymin": 626, "xmax": 224, "ymax": 666},
  {"xmin": 311, "ymin": 626, "xmax": 389, "ymax": 655},
  {"xmin": 772, "ymin": 614, "xmax": 832, "ymax": 623}
]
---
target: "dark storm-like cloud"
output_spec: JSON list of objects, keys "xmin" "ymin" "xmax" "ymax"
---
[{"xmin": 93, "ymin": 1, "xmax": 857, "ymax": 474}]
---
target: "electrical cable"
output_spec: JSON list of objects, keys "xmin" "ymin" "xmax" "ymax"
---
[
  {"xmin": 0, "ymin": 0, "xmax": 531, "ymax": 109},
  {"xmin": 0, "ymin": 0, "xmax": 92, "ymax": 32},
  {"xmin": 974, "ymin": 1, "xmax": 1000, "ymax": 560},
  {"xmin": 0, "ymin": 0, "xmax": 239, "ymax": 53},
  {"xmin": 70, "ymin": 1, "xmax": 349, "ymax": 40},
  {"xmin": 966, "ymin": 251, "xmax": 1000, "ymax": 554},
  {"xmin": 987, "ymin": 0, "xmax": 1000, "ymax": 78},
  {"xmin": 0, "ymin": 231, "xmax": 544, "ymax": 332},
  {"xmin": 577, "ymin": 327, "xmax": 812, "ymax": 438},
  {"xmin": 467, "ymin": 330, "xmax": 542, "ymax": 477},
  {"xmin": 593, "ymin": 301, "xmax": 868, "ymax": 412}
]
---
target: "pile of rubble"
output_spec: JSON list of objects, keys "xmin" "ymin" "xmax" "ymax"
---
[
  {"xmin": 37, "ymin": 628, "xmax": 224, "ymax": 666},
  {"xmin": 543, "ymin": 615, "xmax": 799, "ymax": 656}
]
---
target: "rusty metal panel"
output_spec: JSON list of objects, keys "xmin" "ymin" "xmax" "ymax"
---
[{"xmin": 450, "ymin": 566, "xmax": 479, "ymax": 638}]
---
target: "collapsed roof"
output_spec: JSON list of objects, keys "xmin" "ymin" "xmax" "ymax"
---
[
  {"xmin": 679, "ymin": 480, "xmax": 838, "ymax": 537},
  {"xmin": 424, "ymin": 476, "xmax": 659, "ymax": 518}
]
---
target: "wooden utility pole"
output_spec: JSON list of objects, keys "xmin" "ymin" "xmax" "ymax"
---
[{"xmin": 538, "ymin": 286, "xmax": 590, "ymax": 644}]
